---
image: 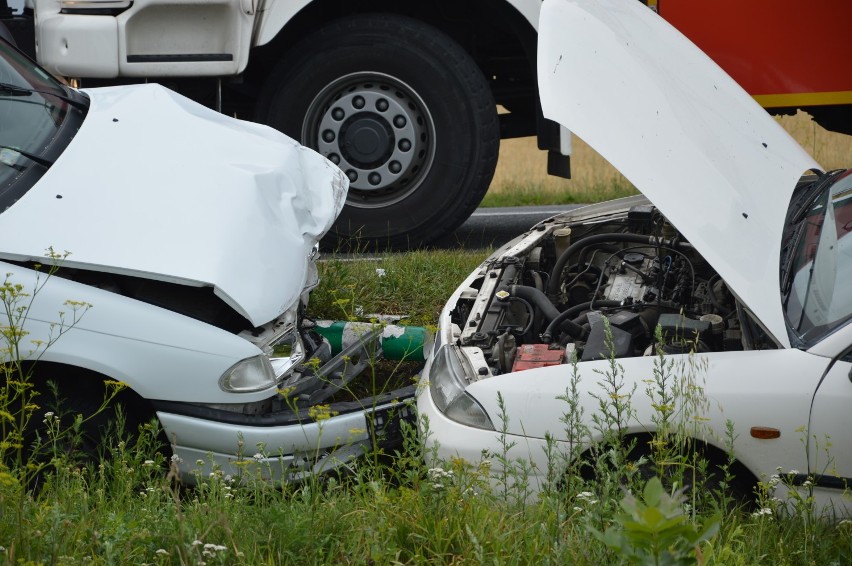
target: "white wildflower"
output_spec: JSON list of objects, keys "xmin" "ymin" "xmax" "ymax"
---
[
  {"xmin": 171, "ymin": 454, "xmax": 183, "ymax": 464},
  {"xmin": 143, "ymin": 460, "xmax": 155, "ymax": 466},
  {"xmin": 155, "ymin": 549, "xmax": 169, "ymax": 556},
  {"xmin": 376, "ymin": 268, "xmax": 386, "ymax": 277},
  {"xmin": 253, "ymin": 453, "xmax": 264, "ymax": 462}
]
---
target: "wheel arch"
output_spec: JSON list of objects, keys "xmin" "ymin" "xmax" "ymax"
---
[
  {"xmin": 579, "ymin": 431, "xmax": 760, "ymax": 498},
  {"xmin": 15, "ymin": 360, "xmax": 159, "ymax": 428},
  {"xmin": 247, "ymin": 0, "xmax": 541, "ymax": 138}
]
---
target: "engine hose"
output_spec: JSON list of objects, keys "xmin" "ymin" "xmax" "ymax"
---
[
  {"xmin": 707, "ymin": 274, "xmax": 732, "ymax": 316},
  {"xmin": 541, "ymin": 300, "xmax": 622, "ymax": 343},
  {"xmin": 504, "ymin": 284, "xmax": 560, "ymax": 321},
  {"xmin": 547, "ymin": 233, "xmax": 692, "ymax": 296}
]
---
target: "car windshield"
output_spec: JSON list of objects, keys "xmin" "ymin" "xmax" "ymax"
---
[
  {"xmin": 784, "ymin": 170, "xmax": 852, "ymax": 346},
  {"xmin": 0, "ymin": 39, "xmax": 86, "ymax": 211}
]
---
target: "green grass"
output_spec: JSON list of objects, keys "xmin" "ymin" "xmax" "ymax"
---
[
  {"xmin": 480, "ymin": 180, "xmax": 638, "ymax": 208},
  {"xmin": 311, "ymin": 248, "xmax": 490, "ymax": 327},
  {"xmin": 2, "ymin": 410, "xmax": 850, "ymax": 565}
]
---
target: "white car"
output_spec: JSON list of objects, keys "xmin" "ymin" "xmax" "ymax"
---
[
  {"xmin": 417, "ymin": 0, "xmax": 851, "ymax": 514},
  {"xmin": 0, "ymin": 35, "xmax": 415, "ymax": 481}
]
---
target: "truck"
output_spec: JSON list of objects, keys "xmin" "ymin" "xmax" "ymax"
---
[{"xmin": 2, "ymin": 0, "xmax": 850, "ymax": 247}]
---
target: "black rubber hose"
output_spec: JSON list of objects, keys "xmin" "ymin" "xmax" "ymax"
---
[
  {"xmin": 504, "ymin": 285, "xmax": 560, "ymax": 321},
  {"xmin": 541, "ymin": 300, "xmax": 622, "ymax": 343},
  {"xmin": 707, "ymin": 274, "xmax": 732, "ymax": 316},
  {"xmin": 547, "ymin": 233, "xmax": 691, "ymax": 296}
]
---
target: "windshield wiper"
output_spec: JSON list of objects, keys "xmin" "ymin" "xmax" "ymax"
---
[
  {"xmin": 780, "ymin": 218, "xmax": 807, "ymax": 295},
  {"xmin": 0, "ymin": 145, "xmax": 54, "ymax": 168},
  {"xmin": 789, "ymin": 170, "xmax": 843, "ymax": 225},
  {"xmin": 780, "ymin": 171, "xmax": 843, "ymax": 294},
  {"xmin": 0, "ymin": 81, "xmax": 88, "ymax": 111}
]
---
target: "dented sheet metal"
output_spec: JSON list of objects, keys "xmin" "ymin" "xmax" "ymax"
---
[{"xmin": 0, "ymin": 84, "xmax": 347, "ymax": 326}]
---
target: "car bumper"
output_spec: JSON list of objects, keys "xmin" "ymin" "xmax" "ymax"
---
[{"xmin": 156, "ymin": 385, "xmax": 416, "ymax": 482}]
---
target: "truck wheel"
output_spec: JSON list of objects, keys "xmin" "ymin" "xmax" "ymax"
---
[{"xmin": 258, "ymin": 14, "xmax": 499, "ymax": 248}]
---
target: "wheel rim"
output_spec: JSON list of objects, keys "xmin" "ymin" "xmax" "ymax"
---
[{"xmin": 302, "ymin": 72, "xmax": 436, "ymax": 209}]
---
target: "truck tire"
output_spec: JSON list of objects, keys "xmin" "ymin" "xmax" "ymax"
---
[{"xmin": 258, "ymin": 14, "xmax": 499, "ymax": 248}]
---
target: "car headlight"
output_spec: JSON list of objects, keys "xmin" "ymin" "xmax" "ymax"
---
[
  {"xmin": 219, "ymin": 355, "xmax": 277, "ymax": 393},
  {"xmin": 429, "ymin": 344, "xmax": 494, "ymax": 430}
]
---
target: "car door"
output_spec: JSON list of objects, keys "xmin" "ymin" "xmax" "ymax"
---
[{"xmin": 807, "ymin": 347, "xmax": 852, "ymax": 516}]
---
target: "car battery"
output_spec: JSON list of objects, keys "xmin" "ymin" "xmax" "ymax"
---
[{"xmin": 512, "ymin": 344, "xmax": 565, "ymax": 372}]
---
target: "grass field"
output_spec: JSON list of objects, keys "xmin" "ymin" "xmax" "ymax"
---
[{"xmin": 483, "ymin": 111, "xmax": 852, "ymax": 207}]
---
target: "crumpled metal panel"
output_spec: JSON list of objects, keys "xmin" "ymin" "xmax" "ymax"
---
[{"xmin": 0, "ymin": 83, "xmax": 347, "ymax": 326}]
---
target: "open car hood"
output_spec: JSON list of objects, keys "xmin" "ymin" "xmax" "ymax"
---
[
  {"xmin": 0, "ymin": 84, "xmax": 347, "ymax": 326},
  {"xmin": 537, "ymin": 0, "xmax": 821, "ymax": 347}
]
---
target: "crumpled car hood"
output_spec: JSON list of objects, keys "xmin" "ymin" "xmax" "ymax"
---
[
  {"xmin": 537, "ymin": 0, "xmax": 821, "ymax": 347},
  {"xmin": 0, "ymin": 84, "xmax": 347, "ymax": 326}
]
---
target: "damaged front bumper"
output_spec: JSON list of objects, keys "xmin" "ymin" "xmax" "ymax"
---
[
  {"xmin": 154, "ymin": 321, "xmax": 420, "ymax": 482},
  {"xmin": 154, "ymin": 384, "xmax": 416, "ymax": 482}
]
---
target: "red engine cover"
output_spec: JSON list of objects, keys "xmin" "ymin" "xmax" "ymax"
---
[{"xmin": 512, "ymin": 344, "xmax": 565, "ymax": 373}]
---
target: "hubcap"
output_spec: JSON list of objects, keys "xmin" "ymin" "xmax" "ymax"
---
[{"xmin": 303, "ymin": 73, "xmax": 435, "ymax": 208}]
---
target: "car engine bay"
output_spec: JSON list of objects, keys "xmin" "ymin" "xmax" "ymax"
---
[{"xmin": 452, "ymin": 202, "xmax": 777, "ymax": 376}]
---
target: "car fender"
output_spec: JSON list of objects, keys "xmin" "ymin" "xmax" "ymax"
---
[
  {"xmin": 2, "ymin": 262, "xmax": 267, "ymax": 404},
  {"xmin": 466, "ymin": 348, "xmax": 828, "ymax": 480}
]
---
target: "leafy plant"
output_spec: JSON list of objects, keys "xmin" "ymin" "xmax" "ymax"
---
[{"xmin": 591, "ymin": 476, "xmax": 720, "ymax": 566}]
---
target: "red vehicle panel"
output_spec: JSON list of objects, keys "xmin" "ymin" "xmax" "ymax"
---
[{"xmin": 655, "ymin": 0, "xmax": 852, "ymax": 108}]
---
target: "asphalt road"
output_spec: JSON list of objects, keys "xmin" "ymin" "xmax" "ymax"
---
[{"xmin": 430, "ymin": 204, "xmax": 584, "ymax": 250}]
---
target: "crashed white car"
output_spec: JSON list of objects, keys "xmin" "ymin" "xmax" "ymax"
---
[
  {"xmin": 0, "ymin": 36, "xmax": 415, "ymax": 480},
  {"xmin": 418, "ymin": 0, "xmax": 852, "ymax": 514}
]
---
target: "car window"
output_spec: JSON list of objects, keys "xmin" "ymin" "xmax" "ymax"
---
[
  {"xmin": 785, "ymin": 170, "xmax": 852, "ymax": 346},
  {"xmin": 0, "ymin": 39, "xmax": 85, "ymax": 211}
]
